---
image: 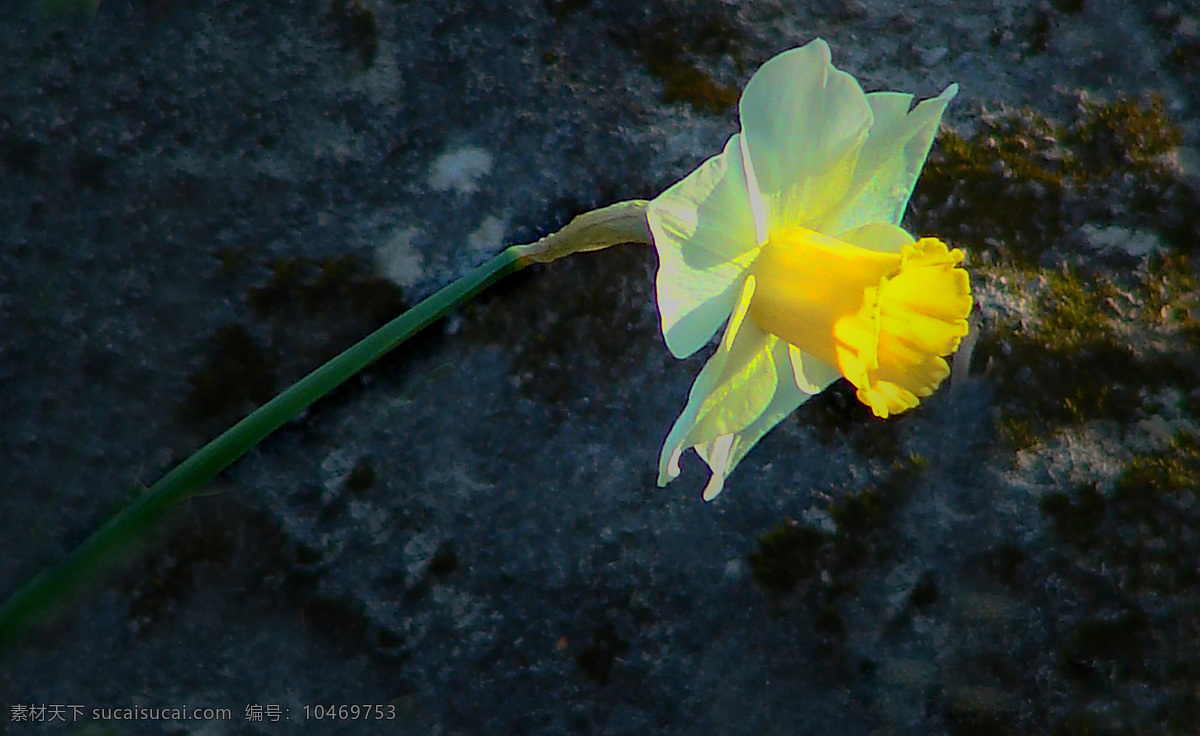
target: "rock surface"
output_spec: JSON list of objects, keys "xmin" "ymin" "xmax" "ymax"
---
[{"xmin": 2, "ymin": 0, "xmax": 1199, "ymax": 734}]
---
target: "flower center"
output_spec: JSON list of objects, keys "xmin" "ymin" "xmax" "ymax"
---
[
  {"xmin": 748, "ymin": 226, "xmax": 897, "ymax": 374},
  {"xmin": 748, "ymin": 226, "xmax": 972, "ymax": 417}
]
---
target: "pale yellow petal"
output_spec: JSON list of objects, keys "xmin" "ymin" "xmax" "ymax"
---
[
  {"xmin": 649, "ymin": 134, "xmax": 761, "ymax": 358},
  {"xmin": 696, "ymin": 434, "xmax": 736, "ymax": 501},
  {"xmin": 820, "ymin": 83, "xmax": 958, "ymax": 234},
  {"xmin": 834, "ymin": 221, "xmax": 917, "ymax": 254},
  {"xmin": 739, "ymin": 39, "xmax": 873, "ymax": 233},
  {"xmin": 658, "ymin": 276, "xmax": 768, "ymax": 484},
  {"xmin": 787, "ymin": 344, "xmax": 841, "ymax": 394},
  {"xmin": 696, "ymin": 339, "xmax": 830, "ymax": 501},
  {"xmin": 657, "ymin": 276, "xmax": 755, "ymax": 486},
  {"xmin": 686, "ymin": 277, "xmax": 779, "ymax": 443},
  {"xmin": 660, "ymin": 277, "xmax": 837, "ymax": 499},
  {"xmin": 659, "ymin": 276, "xmax": 770, "ymax": 484}
]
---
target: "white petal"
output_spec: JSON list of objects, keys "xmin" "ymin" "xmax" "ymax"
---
[
  {"xmin": 718, "ymin": 344, "xmax": 826, "ymax": 483},
  {"xmin": 649, "ymin": 134, "xmax": 761, "ymax": 359},
  {"xmin": 697, "ymin": 338, "xmax": 831, "ymax": 501},
  {"xmin": 739, "ymin": 39, "xmax": 873, "ymax": 233},
  {"xmin": 738, "ymin": 132, "xmax": 769, "ymax": 246},
  {"xmin": 686, "ymin": 276, "xmax": 779, "ymax": 444},
  {"xmin": 821, "ymin": 83, "xmax": 958, "ymax": 234},
  {"xmin": 833, "ymin": 221, "xmax": 916, "ymax": 254},
  {"xmin": 657, "ymin": 275, "xmax": 761, "ymax": 486},
  {"xmin": 697, "ymin": 434, "xmax": 736, "ymax": 501},
  {"xmin": 659, "ymin": 279, "xmax": 838, "ymax": 499},
  {"xmin": 657, "ymin": 342, "xmax": 723, "ymax": 484},
  {"xmin": 788, "ymin": 343, "xmax": 842, "ymax": 393},
  {"xmin": 665, "ymin": 447, "xmax": 683, "ymax": 480}
]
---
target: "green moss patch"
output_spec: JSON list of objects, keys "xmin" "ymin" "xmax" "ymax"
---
[
  {"xmin": 911, "ymin": 108, "xmax": 1071, "ymax": 263},
  {"xmin": 952, "ymin": 429, "xmax": 1200, "ymax": 733},
  {"xmin": 975, "ymin": 267, "xmax": 1195, "ymax": 449},
  {"xmin": 911, "ymin": 95, "xmax": 1195, "ymax": 264},
  {"xmin": 1066, "ymin": 96, "xmax": 1181, "ymax": 176},
  {"xmin": 180, "ymin": 253, "xmax": 405, "ymax": 437},
  {"xmin": 977, "ymin": 270, "xmax": 1137, "ymax": 443},
  {"xmin": 796, "ymin": 380, "xmax": 911, "ymax": 458},
  {"xmin": 625, "ymin": 7, "xmax": 744, "ymax": 115},
  {"xmin": 1035, "ymin": 432, "xmax": 1200, "ymax": 732},
  {"xmin": 749, "ymin": 456, "xmax": 927, "ymax": 597},
  {"xmin": 1113, "ymin": 431, "xmax": 1200, "ymax": 537},
  {"xmin": 327, "ymin": 0, "xmax": 379, "ymax": 67},
  {"xmin": 746, "ymin": 518, "xmax": 828, "ymax": 594},
  {"xmin": 179, "ymin": 322, "xmax": 280, "ymax": 438},
  {"xmin": 1141, "ymin": 251, "xmax": 1199, "ymax": 322}
]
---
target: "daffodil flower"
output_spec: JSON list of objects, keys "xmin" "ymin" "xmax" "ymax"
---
[{"xmin": 649, "ymin": 39, "xmax": 972, "ymax": 501}]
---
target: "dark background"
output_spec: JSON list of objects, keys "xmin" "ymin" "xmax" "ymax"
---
[{"xmin": 3, "ymin": 0, "xmax": 1200, "ymax": 733}]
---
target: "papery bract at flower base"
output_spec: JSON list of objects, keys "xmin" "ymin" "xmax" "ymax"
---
[{"xmin": 648, "ymin": 39, "xmax": 972, "ymax": 501}]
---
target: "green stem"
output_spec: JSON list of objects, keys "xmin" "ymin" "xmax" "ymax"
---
[{"xmin": 0, "ymin": 199, "xmax": 650, "ymax": 652}]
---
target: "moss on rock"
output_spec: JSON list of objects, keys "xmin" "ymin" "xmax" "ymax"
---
[
  {"xmin": 624, "ymin": 5, "xmax": 744, "ymax": 115},
  {"xmin": 749, "ymin": 456, "xmax": 926, "ymax": 602},
  {"xmin": 975, "ymin": 269, "xmax": 1149, "ymax": 447},
  {"xmin": 1036, "ymin": 432, "xmax": 1200, "ymax": 731},
  {"xmin": 911, "ymin": 95, "xmax": 1196, "ymax": 264},
  {"xmin": 179, "ymin": 252, "xmax": 406, "ymax": 437}
]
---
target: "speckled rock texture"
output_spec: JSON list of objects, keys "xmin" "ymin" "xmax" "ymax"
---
[{"xmin": 3, "ymin": 0, "xmax": 1200, "ymax": 734}]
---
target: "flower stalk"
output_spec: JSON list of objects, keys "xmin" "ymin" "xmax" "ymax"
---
[{"xmin": 0, "ymin": 201, "xmax": 651, "ymax": 651}]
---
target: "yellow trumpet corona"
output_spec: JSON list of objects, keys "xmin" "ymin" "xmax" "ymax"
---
[{"xmin": 750, "ymin": 228, "xmax": 971, "ymax": 418}]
